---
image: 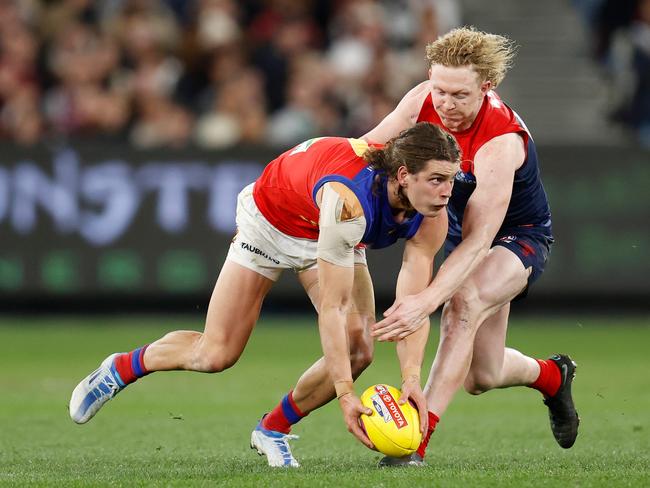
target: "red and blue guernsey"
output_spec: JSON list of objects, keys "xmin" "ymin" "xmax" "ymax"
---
[
  {"xmin": 417, "ymin": 90, "xmax": 553, "ymax": 241},
  {"xmin": 253, "ymin": 137, "xmax": 423, "ymax": 249}
]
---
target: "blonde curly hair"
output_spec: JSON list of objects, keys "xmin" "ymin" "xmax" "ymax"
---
[{"xmin": 425, "ymin": 26, "xmax": 517, "ymax": 88}]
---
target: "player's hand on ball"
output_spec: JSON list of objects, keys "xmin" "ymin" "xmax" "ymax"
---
[
  {"xmin": 371, "ymin": 294, "xmax": 430, "ymax": 341},
  {"xmin": 338, "ymin": 393, "xmax": 374, "ymax": 449},
  {"xmin": 399, "ymin": 376, "xmax": 428, "ymax": 434},
  {"xmin": 359, "ymin": 384, "xmax": 422, "ymax": 456}
]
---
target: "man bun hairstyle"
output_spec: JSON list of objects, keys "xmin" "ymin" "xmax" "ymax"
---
[
  {"xmin": 364, "ymin": 122, "xmax": 461, "ymax": 178},
  {"xmin": 425, "ymin": 26, "xmax": 517, "ymax": 87}
]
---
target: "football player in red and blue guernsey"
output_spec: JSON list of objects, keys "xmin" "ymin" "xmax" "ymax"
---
[
  {"xmin": 69, "ymin": 122, "xmax": 461, "ymax": 467},
  {"xmin": 364, "ymin": 27, "xmax": 579, "ymax": 466}
]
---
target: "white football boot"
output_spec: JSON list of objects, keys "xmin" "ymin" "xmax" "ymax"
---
[
  {"xmin": 69, "ymin": 353, "xmax": 124, "ymax": 424},
  {"xmin": 250, "ymin": 419, "xmax": 300, "ymax": 467}
]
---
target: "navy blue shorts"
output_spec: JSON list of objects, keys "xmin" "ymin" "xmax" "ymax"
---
[{"xmin": 444, "ymin": 228, "xmax": 554, "ymax": 299}]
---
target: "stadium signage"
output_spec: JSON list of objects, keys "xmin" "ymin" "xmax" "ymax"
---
[
  {"xmin": 0, "ymin": 143, "xmax": 648, "ymax": 305},
  {"xmin": 0, "ymin": 149, "xmax": 262, "ymax": 246}
]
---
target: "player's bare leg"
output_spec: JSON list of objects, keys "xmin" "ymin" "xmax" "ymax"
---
[
  {"xmin": 465, "ymin": 296, "xmax": 579, "ymax": 448},
  {"xmin": 394, "ymin": 247, "xmax": 578, "ymax": 467},
  {"xmin": 70, "ymin": 261, "xmax": 273, "ymax": 424},
  {"xmin": 143, "ymin": 261, "xmax": 273, "ymax": 372},
  {"xmin": 291, "ymin": 265, "xmax": 375, "ymax": 412},
  {"xmin": 380, "ymin": 248, "xmax": 528, "ymax": 467},
  {"xmin": 257, "ymin": 265, "xmax": 375, "ymax": 423},
  {"xmin": 463, "ymin": 303, "xmax": 540, "ymax": 393},
  {"xmin": 252, "ymin": 265, "xmax": 375, "ymax": 467},
  {"xmin": 424, "ymin": 247, "xmax": 529, "ymax": 417}
]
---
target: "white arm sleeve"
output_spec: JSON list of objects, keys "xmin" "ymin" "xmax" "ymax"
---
[{"xmin": 317, "ymin": 184, "xmax": 366, "ymax": 267}]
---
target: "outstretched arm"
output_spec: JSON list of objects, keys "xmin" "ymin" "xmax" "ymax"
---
[
  {"xmin": 362, "ymin": 81, "xmax": 430, "ymax": 143},
  {"xmin": 315, "ymin": 182, "xmax": 373, "ymax": 448},
  {"xmin": 372, "ymin": 133, "xmax": 525, "ymax": 340},
  {"xmin": 392, "ymin": 213, "xmax": 447, "ymax": 432}
]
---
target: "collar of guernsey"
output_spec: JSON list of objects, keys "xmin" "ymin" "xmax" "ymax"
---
[{"xmin": 312, "ymin": 170, "xmax": 424, "ymax": 250}]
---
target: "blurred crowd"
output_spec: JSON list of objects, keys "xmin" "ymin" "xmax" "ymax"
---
[
  {"xmin": 574, "ymin": 0, "xmax": 650, "ymax": 145},
  {"xmin": 0, "ymin": 0, "xmax": 460, "ymax": 148}
]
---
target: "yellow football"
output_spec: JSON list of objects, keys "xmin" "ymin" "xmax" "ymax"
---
[{"xmin": 359, "ymin": 384, "xmax": 422, "ymax": 457}]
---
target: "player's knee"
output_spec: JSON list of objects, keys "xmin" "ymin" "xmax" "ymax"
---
[
  {"xmin": 464, "ymin": 370, "xmax": 498, "ymax": 395},
  {"xmin": 199, "ymin": 351, "xmax": 240, "ymax": 373},
  {"xmin": 441, "ymin": 288, "xmax": 481, "ymax": 335},
  {"xmin": 349, "ymin": 330, "xmax": 374, "ymax": 375},
  {"xmin": 194, "ymin": 337, "xmax": 242, "ymax": 373},
  {"xmin": 350, "ymin": 344, "xmax": 373, "ymax": 375}
]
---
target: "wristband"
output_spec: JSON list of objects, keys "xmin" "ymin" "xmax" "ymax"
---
[
  {"xmin": 401, "ymin": 366, "xmax": 420, "ymax": 384},
  {"xmin": 334, "ymin": 380, "xmax": 354, "ymax": 399}
]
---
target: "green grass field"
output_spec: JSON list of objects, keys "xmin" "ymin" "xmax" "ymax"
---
[{"xmin": 1, "ymin": 315, "xmax": 649, "ymax": 487}]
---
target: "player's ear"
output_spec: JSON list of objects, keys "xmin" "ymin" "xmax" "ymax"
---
[
  {"xmin": 397, "ymin": 166, "xmax": 409, "ymax": 186},
  {"xmin": 480, "ymin": 80, "xmax": 492, "ymax": 94}
]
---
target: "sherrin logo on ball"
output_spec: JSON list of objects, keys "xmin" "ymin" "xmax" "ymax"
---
[{"xmin": 359, "ymin": 384, "xmax": 422, "ymax": 457}]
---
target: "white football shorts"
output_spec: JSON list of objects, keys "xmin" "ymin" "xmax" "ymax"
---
[{"xmin": 226, "ymin": 183, "xmax": 367, "ymax": 281}]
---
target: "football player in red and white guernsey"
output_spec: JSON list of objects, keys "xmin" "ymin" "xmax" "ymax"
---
[
  {"xmin": 364, "ymin": 27, "xmax": 579, "ymax": 466},
  {"xmin": 69, "ymin": 122, "xmax": 461, "ymax": 467}
]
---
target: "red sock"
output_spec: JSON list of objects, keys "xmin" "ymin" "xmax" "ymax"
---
[
  {"xmin": 416, "ymin": 411, "xmax": 440, "ymax": 459},
  {"xmin": 113, "ymin": 345, "xmax": 150, "ymax": 386},
  {"xmin": 262, "ymin": 391, "xmax": 307, "ymax": 434},
  {"xmin": 529, "ymin": 358, "xmax": 561, "ymax": 397}
]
